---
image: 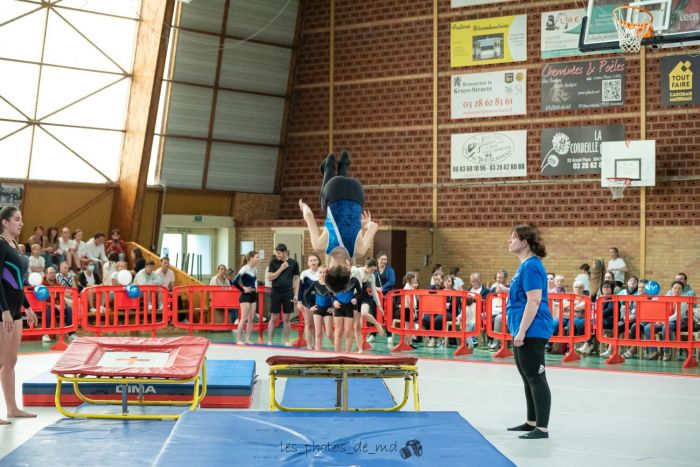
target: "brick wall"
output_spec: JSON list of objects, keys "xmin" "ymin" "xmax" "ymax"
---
[{"xmin": 278, "ymin": 0, "xmax": 700, "ymax": 284}]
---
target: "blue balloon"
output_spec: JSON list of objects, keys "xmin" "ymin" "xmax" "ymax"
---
[
  {"xmin": 33, "ymin": 285, "xmax": 50, "ymax": 301},
  {"xmin": 645, "ymin": 280, "xmax": 661, "ymax": 296},
  {"xmin": 125, "ymin": 284, "xmax": 141, "ymax": 299}
]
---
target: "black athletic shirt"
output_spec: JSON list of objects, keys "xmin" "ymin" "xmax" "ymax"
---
[
  {"xmin": 268, "ymin": 257, "xmax": 300, "ymax": 295},
  {"xmin": 0, "ymin": 237, "xmax": 30, "ymax": 320}
]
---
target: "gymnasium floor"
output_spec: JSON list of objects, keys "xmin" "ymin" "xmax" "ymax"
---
[{"xmin": 1, "ymin": 338, "xmax": 699, "ymax": 466}]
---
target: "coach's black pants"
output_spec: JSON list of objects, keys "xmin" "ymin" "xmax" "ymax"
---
[{"xmin": 513, "ymin": 337, "xmax": 551, "ymax": 428}]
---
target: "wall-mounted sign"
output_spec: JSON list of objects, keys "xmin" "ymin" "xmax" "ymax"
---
[
  {"xmin": 451, "ymin": 130, "xmax": 528, "ymax": 179},
  {"xmin": 541, "ymin": 124, "xmax": 625, "ymax": 175},
  {"xmin": 541, "ymin": 8, "xmax": 616, "ymax": 58},
  {"xmin": 451, "ymin": 69, "xmax": 527, "ymax": 119},
  {"xmin": 660, "ymin": 55, "xmax": 700, "ymax": 106},
  {"xmin": 541, "ymin": 57, "xmax": 625, "ymax": 111},
  {"xmin": 450, "ymin": 15, "xmax": 527, "ymax": 67},
  {"xmin": 0, "ymin": 184, "xmax": 23, "ymax": 210}
]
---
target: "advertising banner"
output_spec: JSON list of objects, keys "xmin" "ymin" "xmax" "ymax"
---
[
  {"xmin": 540, "ymin": 124, "xmax": 625, "ymax": 175},
  {"xmin": 451, "ymin": 130, "xmax": 528, "ymax": 179},
  {"xmin": 450, "ymin": 15, "xmax": 527, "ymax": 67},
  {"xmin": 452, "ymin": 0, "xmax": 510, "ymax": 7},
  {"xmin": 660, "ymin": 55, "xmax": 700, "ymax": 106},
  {"xmin": 541, "ymin": 8, "xmax": 615, "ymax": 58},
  {"xmin": 451, "ymin": 69, "xmax": 527, "ymax": 119},
  {"xmin": 541, "ymin": 57, "xmax": 625, "ymax": 111}
]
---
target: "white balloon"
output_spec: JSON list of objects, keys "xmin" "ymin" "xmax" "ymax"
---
[
  {"xmin": 28, "ymin": 272, "xmax": 43, "ymax": 287},
  {"xmin": 117, "ymin": 270, "xmax": 133, "ymax": 286}
]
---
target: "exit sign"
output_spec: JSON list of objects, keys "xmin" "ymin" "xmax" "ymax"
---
[{"xmin": 193, "ymin": 215, "xmax": 204, "ymax": 222}]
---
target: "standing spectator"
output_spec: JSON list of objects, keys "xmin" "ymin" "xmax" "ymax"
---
[
  {"xmin": 575, "ymin": 263, "xmax": 591, "ymax": 294},
  {"xmin": 28, "ymin": 244, "xmax": 46, "ymax": 276},
  {"xmin": 505, "ymin": 224, "xmax": 553, "ymax": 439},
  {"xmin": 607, "ymin": 247, "xmax": 627, "ymax": 285},
  {"xmin": 130, "ymin": 247, "xmax": 145, "ymax": 275},
  {"xmin": 85, "ymin": 232, "xmax": 108, "ymax": 268},
  {"xmin": 105, "ymin": 229, "xmax": 126, "ymax": 260},
  {"xmin": 298, "ymin": 254, "xmax": 321, "ymax": 350},
  {"xmin": 374, "ymin": 252, "xmax": 396, "ymax": 294},
  {"xmin": 266, "ymin": 244, "xmax": 300, "ymax": 346}
]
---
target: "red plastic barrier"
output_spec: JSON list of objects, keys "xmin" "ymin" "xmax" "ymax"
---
[
  {"xmin": 548, "ymin": 292, "xmax": 593, "ymax": 363},
  {"xmin": 23, "ymin": 286, "xmax": 78, "ymax": 351},
  {"xmin": 595, "ymin": 294, "xmax": 698, "ymax": 368},
  {"xmin": 385, "ymin": 289, "xmax": 481, "ymax": 357},
  {"xmin": 79, "ymin": 285, "xmax": 169, "ymax": 337},
  {"xmin": 483, "ymin": 292, "xmax": 511, "ymax": 357}
]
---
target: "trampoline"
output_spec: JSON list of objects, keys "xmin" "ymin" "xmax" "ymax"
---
[
  {"xmin": 267, "ymin": 355, "xmax": 419, "ymax": 412},
  {"xmin": 51, "ymin": 336, "xmax": 209, "ymax": 420}
]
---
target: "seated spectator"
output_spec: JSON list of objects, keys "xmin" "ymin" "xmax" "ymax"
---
[
  {"xmin": 134, "ymin": 260, "xmax": 159, "ymax": 285},
  {"xmin": 555, "ymin": 280, "xmax": 586, "ymax": 336},
  {"xmin": 155, "ymin": 256, "xmax": 176, "ymax": 311},
  {"xmin": 102, "ymin": 252, "xmax": 119, "ymax": 286},
  {"xmin": 666, "ymin": 272, "xmax": 695, "ymax": 297},
  {"xmin": 48, "ymin": 263, "xmax": 76, "ymax": 342},
  {"xmin": 450, "ymin": 267, "xmax": 464, "ymax": 290},
  {"xmin": 590, "ymin": 280, "xmax": 617, "ymax": 357},
  {"xmin": 110, "ymin": 261, "xmax": 129, "ymax": 285},
  {"xmin": 550, "ymin": 275, "xmax": 566, "ymax": 293},
  {"xmin": 488, "ymin": 271, "xmax": 509, "ymax": 351},
  {"xmin": 130, "ymin": 247, "xmax": 145, "ymax": 275},
  {"xmin": 575, "ymin": 263, "xmax": 591, "ymax": 294},
  {"xmin": 490, "ymin": 270, "xmax": 509, "ymax": 290},
  {"xmin": 468, "ymin": 272, "xmax": 490, "ymax": 302},
  {"xmin": 72, "ymin": 229, "xmax": 90, "ymax": 270},
  {"xmin": 18, "ymin": 243, "xmax": 26, "ymax": 255},
  {"xmin": 429, "ymin": 264, "xmax": 443, "ymax": 287},
  {"xmin": 28, "ymin": 225, "xmax": 46, "ymax": 248},
  {"xmin": 44, "ymin": 226, "xmax": 61, "ymax": 268},
  {"xmin": 645, "ymin": 280, "xmax": 699, "ymax": 361},
  {"xmin": 78, "ymin": 261, "xmax": 101, "ymax": 291},
  {"xmin": 547, "ymin": 272, "xmax": 556, "ymax": 292},
  {"xmin": 105, "ymin": 229, "xmax": 127, "ymax": 260},
  {"xmin": 85, "ymin": 232, "xmax": 108, "ymax": 268},
  {"xmin": 424, "ymin": 272, "xmax": 459, "ymax": 348},
  {"xmin": 210, "ymin": 264, "xmax": 229, "ymax": 286},
  {"xmin": 28, "ymin": 243, "xmax": 46, "ymax": 276},
  {"xmin": 619, "ymin": 276, "xmax": 642, "ymax": 358},
  {"xmin": 58, "ymin": 227, "xmax": 79, "ymax": 273}
]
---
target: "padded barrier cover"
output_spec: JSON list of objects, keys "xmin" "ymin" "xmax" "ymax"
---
[
  {"xmin": 51, "ymin": 336, "xmax": 210, "ymax": 378},
  {"xmin": 266, "ymin": 355, "xmax": 418, "ymax": 366},
  {"xmin": 154, "ymin": 411, "xmax": 515, "ymax": 467}
]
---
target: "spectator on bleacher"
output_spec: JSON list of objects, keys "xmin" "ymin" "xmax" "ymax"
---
[
  {"xmin": 85, "ymin": 232, "xmax": 108, "ymax": 268},
  {"xmin": 105, "ymin": 229, "xmax": 126, "ymax": 260},
  {"xmin": 645, "ymin": 280, "xmax": 698, "ymax": 361},
  {"xmin": 490, "ymin": 270, "xmax": 509, "ymax": 290},
  {"xmin": 210, "ymin": 264, "xmax": 228, "ymax": 286},
  {"xmin": 667, "ymin": 272, "xmax": 695, "ymax": 297},
  {"xmin": 450, "ymin": 266, "xmax": 465, "ymax": 290},
  {"xmin": 374, "ymin": 252, "xmax": 396, "ymax": 294},
  {"xmin": 42, "ymin": 267, "xmax": 57, "ymax": 287},
  {"xmin": 550, "ymin": 275, "xmax": 566, "ymax": 293},
  {"xmin": 58, "ymin": 227, "xmax": 79, "ymax": 273},
  {"xmin": 44, "ymin": 226, "xmax": 61, "ymax": 267},
  {"xmin": 18, "ymin": 243, "xmax": 25, "ymax": 255},
  {"xmin": 109, "ymin": 261, "xmax": 128, "ymax": 285},
  {"xmin": 547, "ymin": 272, "xmax": 556, "ymax": 292},
  {"xmin": 596, "ymin": 271, "xmax": 621, "ymax": 295},
  {"xmin": 155, "ymin": 256, "xmax": 175, "ymax": 290},
  {"xmin": 429, "ymin": 264, "xmax": 443, "ymax": 287},
  {"xmin": 619, "ymin": 276, "xmax": 641, "ymax": 358},
  {"xmin": 52, "ymin": 262, "xmax": 76, "ymax": 342},
  {"xmin": 72, "ymin": 229, "xmax": 90, "ymax": 270},
  {"xmin": 130, "ymin": 247, "xmax": 145, "ymax": 275},
  {"xmin": 575, "ymin": 263, "xmax": 591, "ymax": 294},
  {"xmin": 607, "ymin": 247, "xmax": 627, "ymax": 285},
  {"xmin": 78, "ymin": 260, "xmax": 101, "ymax": 291},
  {"xmin": 424, "ymin": 272, "xmax": 458, "ymax": 348},
  {"xmin": 28, "ymin": 225, "xmax": 46, "ymax": 249},
  {"xmin": 589, "ymin": 258, "xmax": 605, "ymax": 300},
  {"xmin": 28, "ymin": 243, "xmax": 45, "ymax": 276},
  {"xmin": 134, "ymin": 260, "xmax": 158, "ymax": 285},
  {"xmin": 102, "ymin": 252, "xmax": 118, "ymax": 286}
]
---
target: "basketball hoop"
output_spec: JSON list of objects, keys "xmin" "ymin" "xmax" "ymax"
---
[
  {"xmin": 607, "ymin": 177, "xmax": 631, "ymax": 200},
  {"xmin": 612, "ymin": 6, "xmax": 654, "ymax": 53}
]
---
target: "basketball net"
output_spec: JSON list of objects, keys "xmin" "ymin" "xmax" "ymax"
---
[
  {"xmin": 607, "ymin": 178, "xmax": 631, "ymax": 200},
  {"xmin": 612, "ymin": 6, "xmax": 654, "ymax": 53}
]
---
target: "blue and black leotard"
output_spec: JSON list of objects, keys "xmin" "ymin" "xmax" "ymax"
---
[{"xmin": 0, "ymin": 237, "xmax": 30, "ymax": 321}]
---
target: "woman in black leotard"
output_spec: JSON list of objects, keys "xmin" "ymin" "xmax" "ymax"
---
[{"xmin": 0, "ymin": 206, "xmax": 38, "ymax": 424}]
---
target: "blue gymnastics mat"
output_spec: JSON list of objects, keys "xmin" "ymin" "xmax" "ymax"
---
[
  {"xmin": 154, "ymin": 411, "xmax": 515, "ymax": 467},
  {"xmin": 281, "ymin": 377, "xmax": 396, "ymax": 409},
  {"xmin": 1, "ymin": 406, "xmax": 182, "ymax": 467}
]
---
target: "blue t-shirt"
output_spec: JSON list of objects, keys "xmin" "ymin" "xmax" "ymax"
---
[{"xmin": 506, "ymin": 256, "xmax": 553, "ymax": 339}]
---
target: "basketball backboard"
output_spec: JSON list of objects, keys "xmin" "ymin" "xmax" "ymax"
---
[
  {"xmin": 600, "ymin": 140, "xmax": 656, "ymax": 187},
  {"xmin": 580, "ymin": 0, "xmax": 700, "ymax": 51}
]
